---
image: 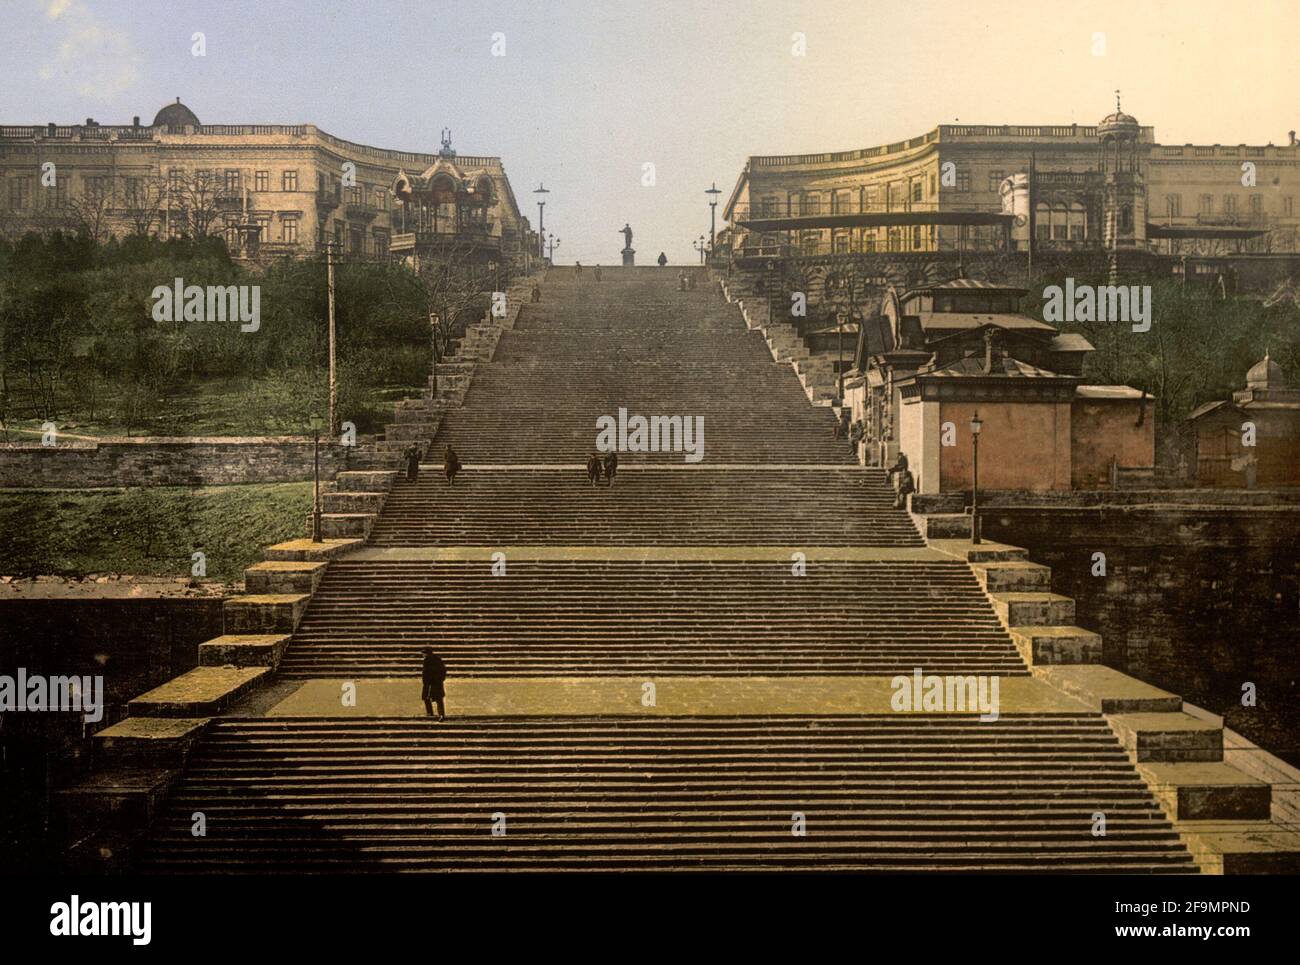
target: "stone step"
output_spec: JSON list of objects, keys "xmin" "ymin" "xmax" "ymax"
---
[
  {"xmin": 1032, "ymin": 665, "xmax": 1184, "ymax": 714},
  {"xmin": 309, "ymin": 512, "xmax": 376, "ymax": 540},
  {"xmin": 989, "ymin": 592, "xmax": 1076, "ymax": 627},
  {"xmin": 198, "ymin": 633, "xmax": 293, "ymax": 669},
  {"xmin": 127, "ymin": 666, "xmax": 270, "ymax": 717},
  {"xmin": 243, "ymin": 560, "xmax": 328, "ymax": 595},
  {"xmin": 263, "ymin": 538, "xmax": 363, "ymax": 562},
  {"xmin": 1137, "ymin": 762, "xmax": 1271, "ymax": 820},
  {"xmin": 972, "ymin": 560, "xmax": 1053, "ymax": 592},
  {"xmin": 94, "ymin": 717, "xmax": 211, "ymax": 769},
  {"xmin": 1110, "ymin": 712, "xmax": 1224, "ymax": 764},
  {"xmin": 1176, "ymin": 820, "xmax": 1300, "ymax": 874},
  {"xmin": 1009, "ymin": 625, "xmax": 1103, "ymax": 665},
  {"xmin": 223, "ymin": 593, "xmax": 311, "ymax": 633},
  {"xmin": 335, "ymin": 469, "xmax": 402, "ymax": 491},
  {"xmin": 321, "ymin": 491, "xmax": 386, "ymax": 515}
]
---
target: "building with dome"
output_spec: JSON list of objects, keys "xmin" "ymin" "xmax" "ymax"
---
[
  {"xmin": 1189, "ymin": 354, "xmax": 1300, "ymax": 487},
  {"xmin": 0, "ymin": 99, "xmax": 535, "ymax": 270},
  {"xmin": 722, "ymin": 96, "xmax": 1298, "ymax": 263}
]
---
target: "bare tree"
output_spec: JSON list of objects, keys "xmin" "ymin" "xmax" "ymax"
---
[
  {"xmin": 170, "ymin": 169, "xmax": 230, "ymax": 240},
  {"xmin": 64, "ymin": 176, "xmax": 115, "ymax": 244},
  {"xmin": 122, "ymin": 173, "xmax": 170, "ymax": 237}
]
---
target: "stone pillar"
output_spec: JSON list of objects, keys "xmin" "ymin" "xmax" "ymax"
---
[{"xmin": 621, "ymin": 247, "xmax": 635, "ymax": 267}]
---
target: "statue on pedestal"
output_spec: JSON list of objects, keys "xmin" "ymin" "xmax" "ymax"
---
[{"xmin": 620, "ymin": 223, "xmax": 635, "ymax": 266}]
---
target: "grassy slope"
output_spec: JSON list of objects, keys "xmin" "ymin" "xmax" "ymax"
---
[{"xmin": 0, "ymin": 483, "xmax": 312, "ymax": 581}]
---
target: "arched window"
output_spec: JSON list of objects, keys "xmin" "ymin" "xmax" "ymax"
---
[
  {"xmin": 1035, "ymin": 202, "xmax": 1051, "ymax": 242},
  {"xmin": 1051, "ymin": 203, "xmax": 1068, "ymax": 241},
  {"xmin": 1068, "ymin": 202, "xmax": 1086, "ymax": 242},
  {"xmin": 1120, "ymin": 204, "xmax": 1133, "ymax": 232}
]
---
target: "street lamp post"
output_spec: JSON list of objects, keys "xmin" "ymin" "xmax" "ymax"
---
[
  {"xmin": 706, "ymin": 182, "xmax": 722, "ymax": 252},
  {"xmin": 694, "ymin": 235, "xmax": 707, "ymax": 264},
  {"xmin": 533, "ymin": 184, "xmax": 549, "ymax": 259},
  {"xmin": 310, "ymin": 415, "xmax": 324, "ymax": 543},
  {"xmin": 970, "ymin": 411, "xmax": 984, "ymax": 544},
  {"xmin": 837, "ymin": 311, "xmax": 846, "ymax": 404},
  {"xmin": 325, "ymin": 242, "xmax": 338, "ymax": 435},
  {"xmin": 547, "ymin": 233, "xmax": 560, "ymax": 261}
]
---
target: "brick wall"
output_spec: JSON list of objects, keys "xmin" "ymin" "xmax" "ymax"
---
[{"xmin": 0, "ymin": 436, "xmax": 350, "ymax": 488}]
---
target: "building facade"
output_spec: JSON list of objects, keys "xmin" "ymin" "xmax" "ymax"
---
[
  {"xmin": 0, "ymin": 100, "xmax": 534, "ymax": 269},
  {"xmin": 723, "ymin": 101, "xmax": 1300, "ymax": 260}
]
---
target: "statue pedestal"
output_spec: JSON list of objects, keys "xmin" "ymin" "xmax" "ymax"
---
[{"xmin": 621, "ymin": 247, "xmax": 635, "ymax": 267}]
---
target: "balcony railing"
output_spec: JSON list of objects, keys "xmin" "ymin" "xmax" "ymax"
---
[
  {"xmin": 731, "ymin": 199, "xmax": 1004, "ymax": 221},
  {"xmin": 345, "ymin": 201, "xmax": 379, "ymax": 220}
]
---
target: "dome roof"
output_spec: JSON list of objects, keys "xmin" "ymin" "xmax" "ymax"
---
[
  {"xmin": 152, "ymin": 98, "xmax": 200, "ymax": 130},
  {"xmin": 1246, "ymin": 353, "xmax": 1286, "ymax": 389},
  {"xmin": 1098, "ymin": 92, "xmax": 1139, "ymax": 137}
]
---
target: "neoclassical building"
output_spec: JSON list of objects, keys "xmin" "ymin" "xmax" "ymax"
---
[
  {"xmin": 0, "ymin": 99, "xmax": 534, "ymax": 269},
  {"xmin": 723, "ymin": 99, "xmax": 1300, "ymax": 261}
]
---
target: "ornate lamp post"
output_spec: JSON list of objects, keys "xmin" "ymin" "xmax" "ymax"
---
[
  {"xmin": 970, "ymin": 411, "xmax": 984, "ymax": 544},
  {"xmin": 706, "ymin": 182, "xmax": 722, "ymax": 251},
  {"xmin": 533, "ymin": 183, "xmax": 549, "ymax": 259},
  {"xmin": 694, "ymin": 235, "xmax": 707, "ymax": 264},
  {"xmin": 310, "ymin": 415, "xmax": 324, "ymax": 543},
  {"xmin": 547, "ymin": 233, "xmax": 560, "ymax": 261}
]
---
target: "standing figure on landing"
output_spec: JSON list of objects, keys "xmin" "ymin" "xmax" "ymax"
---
[
  {"xmin": 403, "ymin": 444, "xmax": 422, "ymax": 483},
  {"xmin": 602, "ymin": 452, "xmax": 618, "ymax": 486},
  {"xmin": 421, "ymin": 648, "xmax": 447, "ymax": 720},
  {"xmin": 443, "ymin": 444, "xmax": 463, "ymax": 486},
  {"xmin": 587, "ymin": 452, "xmax": 604, "ymax": 487}
]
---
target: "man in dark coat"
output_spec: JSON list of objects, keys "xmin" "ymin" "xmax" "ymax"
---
[
  {"xmin": 421, "ymin": 648, "xmax": 447, "ymax": 720},
  {"xmin": 602, "ymin": 452, "xmax": 618, "ymax": 486},
  {"xmin": 404, "ymin": 444, "xmax": 422, "ymax": 482},
  {"xmin": 657, "ymin": 252, "xmax": 668, "ymax": 267},
  {"xmin": 587, "ymin": 453, "xmax": 604, "ymax": 487},
  {"xmin": 531, "ymin": 284, "xmax": 542, "ymax": 303},
  {"xmin": 444, "ymin": 444, "xmax": 463, "ymax": 486}
]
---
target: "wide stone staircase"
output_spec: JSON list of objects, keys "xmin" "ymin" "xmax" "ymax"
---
[
  {"xmin": 136, "ymin": 715, "xmax": 1194, "ymax": 873},
  {"xmin": 113, "ymin": 265, "xmax": 1260, "ymax": 873},
  {"xmin": 368, "ymin": 467, "xmax": 918, "ymax": 545},
  {"xmin": 278, "ymin": 559, "xmax": 1024, "ymax": 678}
]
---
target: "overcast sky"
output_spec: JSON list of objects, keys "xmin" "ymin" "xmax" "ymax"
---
[{"xmin": 4, "ymin": 0, "xmax": 1299, "ymax": 264}]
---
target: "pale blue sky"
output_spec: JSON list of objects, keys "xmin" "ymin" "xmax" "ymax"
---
[{"xmin": 3, "ymin": 0, "xmax": 1299, "ymax": 264}]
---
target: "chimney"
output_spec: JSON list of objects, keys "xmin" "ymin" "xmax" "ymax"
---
[
  {"xmin": 1290, "ymin": 130, "xmax": 1297, "ymax": 147},
  {"xmin": 47, "ymin": 122, "xmax": 55, "ymax": 136},
  {"xmin": 133, "ymin": 116, "xmax": 140, "ymax": 127}
]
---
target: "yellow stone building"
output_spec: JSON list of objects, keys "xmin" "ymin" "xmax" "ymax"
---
[
  {"xmin": 0, "ymin": 99, "xmax": 534, "ymax": 268},
  {"xmin": 723, "ymin": 101, "xmax": 1300, "ymax": 260}
]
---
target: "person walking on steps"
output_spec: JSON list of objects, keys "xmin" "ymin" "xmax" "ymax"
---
[
  {"xmin": 404, "ymin": 444, "xmax": 422, "ymax": 483},
  {"xmin": 594, "ymin": 264, "xmax": 602, "ymax": 281},
  {"xmin": 421, "ymin": 648, "xmax": 447, "ymax": 720},
  {"xmin": 602, "ymin": 452, "xmax": 618, "ymax": 486},
  {"xmin": 587, "ymin": 452, "xmax": 604, "ymax": 487},
  {"xmin": 444, "ymin": 444, "xmax": 463, "ymax": 486},
  {"xmin": 657, "ymin": 252, "xmax": 668, "ymax": 267},
  {"xmin": 531, "ymin": 283, "xmax": 542, "ymax": 303}
]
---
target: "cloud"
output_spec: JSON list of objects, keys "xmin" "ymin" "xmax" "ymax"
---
[{"xmin": 39, "ymin": 1, "xmax": 139, "ymax": 99}]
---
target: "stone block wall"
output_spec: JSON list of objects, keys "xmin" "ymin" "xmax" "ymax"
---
[
  {"xmin": 978, "ymin": 501, "xmax": 1300, "ymax": 766},
  {"xmin": 0, "ymin": 436, "xmax": 350, "ymax": 488}
]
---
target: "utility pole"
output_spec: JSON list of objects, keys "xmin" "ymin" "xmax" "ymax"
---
[{"xmin": 326, "ymin": 241, "xmax": 337, "ymax": 435}]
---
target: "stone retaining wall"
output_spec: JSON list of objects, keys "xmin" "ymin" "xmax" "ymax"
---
[{"xmin": 0, "ymin": 436, "xmax": 350, "ymax": 488}]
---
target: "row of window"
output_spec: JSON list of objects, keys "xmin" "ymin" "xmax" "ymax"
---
[{"xmin": 1161, "ymin": 193, "xmax": 1292, "ymax": 217}]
